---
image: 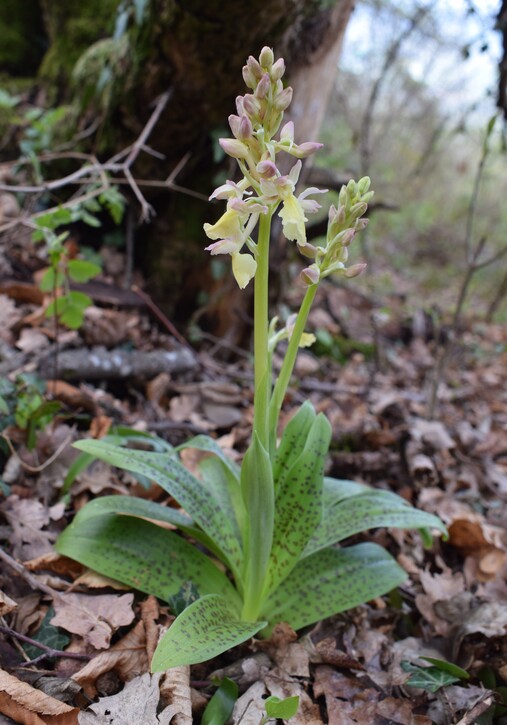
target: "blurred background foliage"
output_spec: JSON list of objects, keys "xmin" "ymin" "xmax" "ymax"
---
[
  {"xmin": 0, "ymin": 0, "xmax": 506, "ymax": 328},
  {"xmin": 317, "ymin": 0, "xmax": 507, "ymax": 321}
]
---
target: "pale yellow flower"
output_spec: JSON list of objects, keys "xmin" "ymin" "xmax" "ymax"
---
[
  {"xmin": 278, "ymin": 194, "xmax": 307, "ymax": 245},
  {"xmin": 231, "ymin": 252, "xmax": 257, "ymax": 289},
  {"xmin": 203, "ymin": 208, "xmax": 243, "ymax": 242}
]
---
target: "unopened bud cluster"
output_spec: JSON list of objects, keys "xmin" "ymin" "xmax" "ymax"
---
[{"xmin": 300, "ymin": 177, "xmax": 373, "ymax": 286}]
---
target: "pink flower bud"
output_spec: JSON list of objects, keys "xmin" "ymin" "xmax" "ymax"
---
[
  {"xmin": 274, "ymin": 86, "xmax": 293, "ymax": 111},
  {"xmin": 255, "ymin": 73, "xmax": 271, "ymax": 100},
  {"xmin": 331, "ymin": 228, "xmax": 356, "ymax": 248},
  {"xmin": 235, "ymin": 96, "xmax": 244, "ymax": 115},
  {"xmin": 246, "ymin": 55, "xmax": 263, "ymax": 80},
  {"xmin": 238, "ymin": 114, "xmax": 253, "ymax": 140},
  {"xmin": 271, "ymin": 58, "xmax": 285, "ymax": 81},
  {"xmin": 344, "ymin": 263, "xmax": 367, "ymax": 278},
  {"xmin": 301, "ymin": 264, "xmax": 320, "ymax": 286},
  {"xmin": 243, "ymin": 94, "xmax": 261, "ymax": 118},
  {"xmin": 297, "ymin": 241, "xmax": 318, "ymax": 259},
  {"xmin": 228, "ymin": 114, "xmax": 241, "ymax": 138},
  {"xmin": 259, "ymin": 46, "xmax": 274, "ymax": 69},
  {"xmin": 355, "ymin": 218, "xmax": 369, "ymax": 231},
  {"xmin": 290, "ymin": 141, "xmax": 323, "ymax": 158},
  {"xmin": 219, "ymin": 138, "xmax": 249, "ymax": 159},
  {"xmin": 242, "ymin": 64, "xmax": 256, "ymax": 89},
  {"xmin": 256, "ymin": 160, "xmax": 278, "ymax": 178}
]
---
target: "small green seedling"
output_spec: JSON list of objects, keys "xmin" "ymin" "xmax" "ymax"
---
[
  {"xmin": 34, "ymin": 187, "xmax": 125, "ymax": 330},
  {"xmin": 56, "ymin": 48, "xmax": 446, "ymax": 683},
  {"xmin": 261, "ymin": 695, "xmax": 300, "ymax": 723},
  {"xmin": 0, "ymin": 374, "xmax": 60, "ymax": 450}
]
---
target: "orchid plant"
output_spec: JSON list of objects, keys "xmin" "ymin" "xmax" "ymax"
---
[{"xmin": 56, "ymin": 48, "xmax": 446, "ymax": 670}]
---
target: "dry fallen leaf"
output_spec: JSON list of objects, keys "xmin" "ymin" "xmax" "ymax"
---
[
  {"xmin": 78, "ymin": 672, "xmax": 177, "ymax": 725},
  {"xmin": 0, "ymin": 591, "xmax": 17, "ymax": 618},
  {"xmin": 51, "ymin": 593, "xmax": 135, "ymax": 649},
  {"xmin": 159, "ymin": 666, "xmax": 192, "ymax": 725},
  {"xmin": 72, "ymin": 620, "xmax": 148, "ymax": 698},
  {"xmin": 231, "ymin": 681, "xmax": 268, "ymax": 725},
  {"xmin": 0, "ymin": 668, "xmax": 78, "ymax": 725},
  {"xmin": 2, "ymin": 496, "xmax": 60, "ymax": 561}
]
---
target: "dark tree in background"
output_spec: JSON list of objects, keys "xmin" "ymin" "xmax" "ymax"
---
[{"xmin": 0, "ymin": 0, "xmax": 354, "ymax": 332}]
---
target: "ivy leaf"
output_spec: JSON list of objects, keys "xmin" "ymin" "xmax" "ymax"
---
[
  {"xmin": 420, "ymin": 657, "xmax": 469, "ymax": 679},
  {"xmin": 22, "ymin": 607, "xmax": 70, "ymax": 661},
  {"xmin": 400, "ymin": 661, "xmax": 461, "ymax": 693},
  {"xmin": 261, "ymin": 542, "xmax": 407, "ymax": 631},
  {"xmin": 151, "ymin": 594, "xmax": 266, "ymax": 670}
]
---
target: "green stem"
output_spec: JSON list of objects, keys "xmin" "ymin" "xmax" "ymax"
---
[
  {"xmin": 268, "ymin": 283, "xmax": 318, "ymax": 451},
  {"xmin": 252, "ymin": 212, "xmax": 273, "ymax": 450}
]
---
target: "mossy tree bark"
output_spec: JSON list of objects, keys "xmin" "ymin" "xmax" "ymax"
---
[{"xmin": 3, "ymin": 0, "xmax": 354, "ymax": 334}]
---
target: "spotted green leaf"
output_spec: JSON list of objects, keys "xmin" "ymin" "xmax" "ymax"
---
[
  {"xmin": 240, "ymin": 434, "xmax": 274, "ymax": 616},
  {"xmin": 261, "ymin": 542, "xmax": 407, "ymax": 631},
  {"xmin": 72, "ymin": 439, "xmax": 243, "ymax": 572},
  {"xmin": 67, "ymin": 494, "xmax": 234, "ymax": 571},
  {"xmin": 179, "ymin": 435, "xmax": 245, "ymax": 531},
  {"xmin": 263, "ymin": 413, "xmax": 331, "ymax": 597},
  {"xmin": 272, "ymin": 401, "xmax": 316, "ymax": 487},
  {"xmin": 151, "ymin": 594, "xmax": 265, "ymax": 670},
  {"xmin": 304, "ymin": 489, "xmax": 447, "ymax": 557},
  {"xmin": 55, "ymin": 514, "xmax": 240, "ymax": 607}
]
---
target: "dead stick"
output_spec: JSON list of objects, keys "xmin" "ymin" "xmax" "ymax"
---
[
  {"xmin": 0, "ymin": 547, "xmax": 60, "ymax": 600},
  {"xmin": 131, "ymin": 285, "xmax": 192, "ymax": 350},
  {"xmin": 0, "ymin": 625, "xmax": 90, "ymax": 665}
]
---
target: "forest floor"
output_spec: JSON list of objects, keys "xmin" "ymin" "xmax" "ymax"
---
[{"xmin": 0, "ymin": 232, "xmax": 506, "ymax": 724}]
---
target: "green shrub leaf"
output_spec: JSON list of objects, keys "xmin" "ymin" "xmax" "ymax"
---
[
  {"xmin": 261, "ymin": 542, "xmax": 407, "ymax": 631},
  {"xmin": 151, "ymin": 594, "xmax": 265, "ymax": 670},
  {"xmin": 67, "ymin": 259, "xmax": 101, "ymax": 282},
  {"xmin": 55, "ymin": 514, "xmax": 240, "ymax": 607}
]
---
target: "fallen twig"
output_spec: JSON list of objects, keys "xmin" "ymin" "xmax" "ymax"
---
[{"xmin": 0, "ymin": 624, "xmax": 90, "ymax": 667}]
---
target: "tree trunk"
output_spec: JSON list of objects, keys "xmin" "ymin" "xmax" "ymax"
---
[{"xmin": 3, "ymin": 0, "xmax": 354, "ymax": 333}]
